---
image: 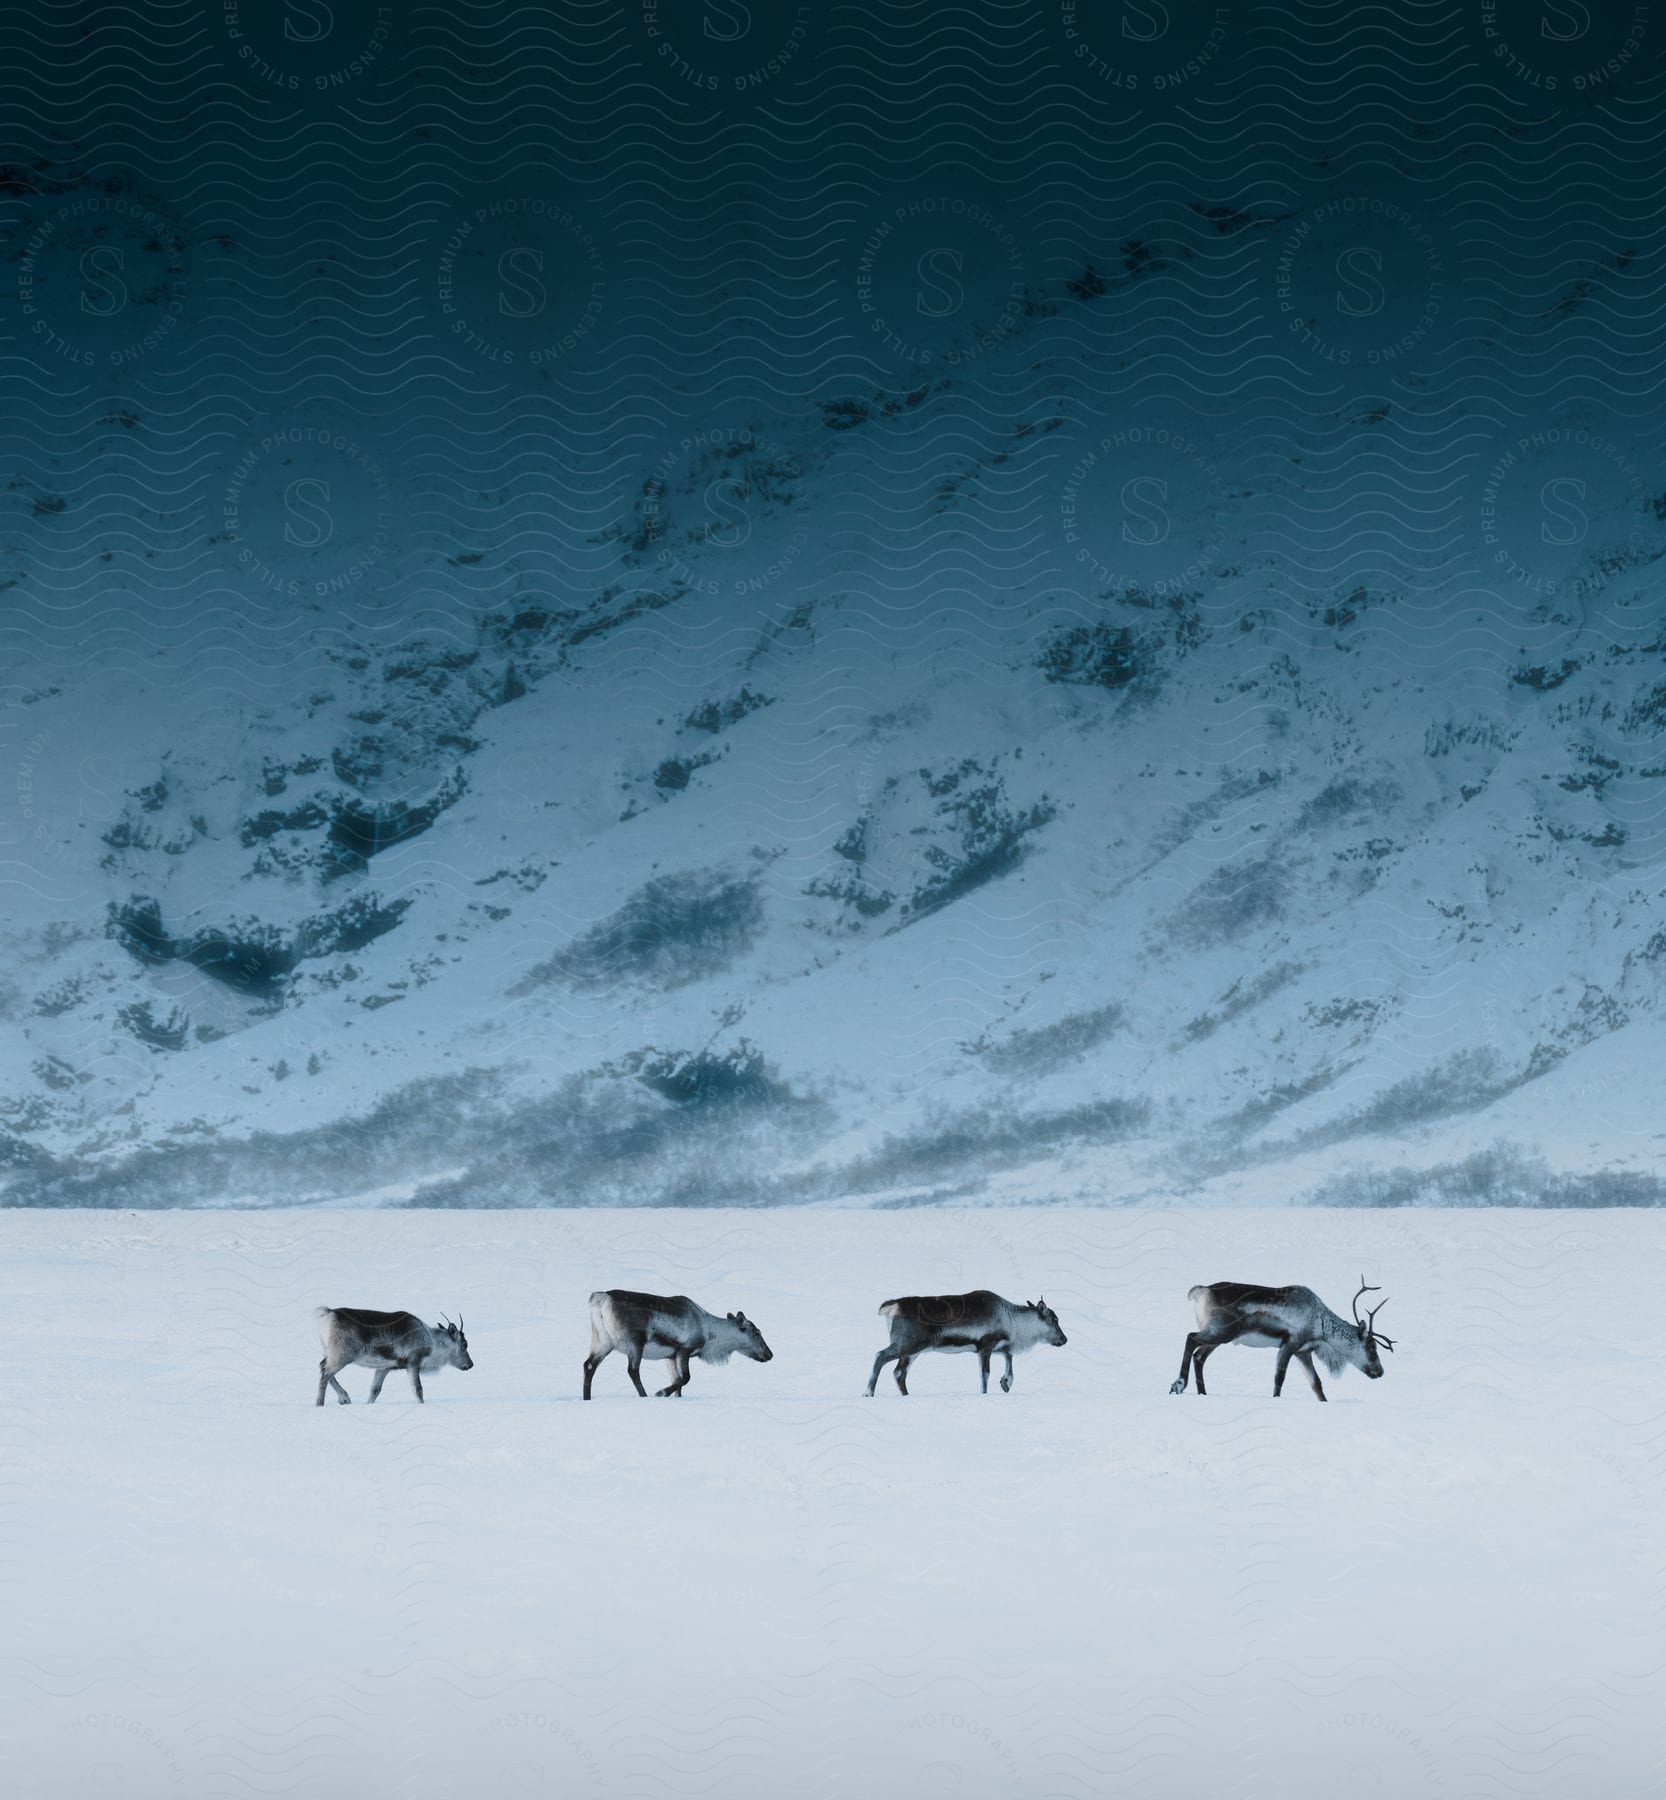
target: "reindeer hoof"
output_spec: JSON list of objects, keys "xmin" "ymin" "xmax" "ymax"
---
[
  {"xmin": 1169, "ymin": 1379, "xmax": 1186, "ymax": 1395},
  {"xmin": 1000, "ymin": 1377, "xmax": 1012, "ymax": 1393},
  {"xmin": 338, "ymin": 1395, "xmax": 351, "ymax": 1405}
]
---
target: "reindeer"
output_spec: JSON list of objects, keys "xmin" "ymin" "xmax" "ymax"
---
[
  {"xmin": 865, "ymin": 1290, "xmax": 1067, "ymax": 1396},
  {"xmin": 315, "ymin": 1307, "xmax": 473, "ymax": 1406},
  {"xmin": 582, "ymin": 1290, "xmax": 773, "ymax": 1398},
  {"xmin": 1169, "ymin": 1276, "xmax": 1395, "ymax": 1401}
]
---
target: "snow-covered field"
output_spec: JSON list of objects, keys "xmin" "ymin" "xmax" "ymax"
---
[{"xmin": 5, "ymin": 1205, "xmax": 1661, "ymax": 1799}]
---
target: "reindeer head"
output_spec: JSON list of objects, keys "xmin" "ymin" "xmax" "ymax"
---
[
  {"xmin": 1032, "ymin": 1296, "xmax": 1068, "ymax": 1347},
  {"xmin": 726, "ymin": 1310, "xmax": 773, "ymax": 1362},
  {"xmin": 436, "ymin": 1314, "xmax": 474, "ymax": 1372},
  {"xmin": 1350, "ymin": 1278, "xmax": 1394, "ymax": 1378}
]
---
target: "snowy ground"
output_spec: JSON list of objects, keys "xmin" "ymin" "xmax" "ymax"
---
[{"xmin": 4, "ymin": 1205, "xmax": 1662, "ymax": 1799}]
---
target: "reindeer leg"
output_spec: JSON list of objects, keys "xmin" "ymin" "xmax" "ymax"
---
[
  {"xmin": 625, "ymin": 1342, "xmax": 648, "ymax": 1398},
  {"xmin": 367, "ymin": 1368, "xmax": 389, "ymax": 1404},
  {"xmin": 977, "ymin": 1338, "xmax": 994, "ymax": 1395},
  {"xmin": 408, "ymin": 1354, "xmax": 426, "ymax": 1404},
  {"xmin": 1000, "ymin": 1345, "xmax": 1015, "ymax": 1393},
  {"xmin": 1273, "ymin": 1341, "xmax": 1294, "ymax": 1397},
  {"xmin": 866, "ymin": 1344, "xmax": 899, "ymax": 1396},
  {"xmin": 1296, "ymin": 1348, "xmax": 1327, "ymax": 1402},
  {"xmin": 1170, "ymin": 1331, "xmax": 1204, "ymax": 1394},
  {"xmin": 657, "ymin": 1350, "xmax": 691, "ymax": 1398},
  {"xmin": 894, "ymin": 1354, "xmax": 913, "ymax": 1396},
  {"xmin": 1179, "ymin": 1321, "xmax": 1253, "ymax": 1395},
  {"xmin": 318, "ymin": 1359, "xmax": 351, "ymax": 1406},
  {"xmin": 583, "ymin": 1344, "xmax": 612, "ymax": 1399}
]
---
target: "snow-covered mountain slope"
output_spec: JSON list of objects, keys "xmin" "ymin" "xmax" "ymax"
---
[{"xmin": 3, "ymin": 13, "xmax": 1665, "ymax": 1205}]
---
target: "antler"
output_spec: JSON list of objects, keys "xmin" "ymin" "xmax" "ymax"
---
[
  {"xmin": 1350, "ymin": 1275, "xmax": 1381, "ymax": 1328},
  {"xmin": 1351, "ymin": 1278, "xmax": 1397, "ymax": 1350},
  {"xmin": 1364, "ymin": 1297, "xmax": 1395, "ymax": 1352}
]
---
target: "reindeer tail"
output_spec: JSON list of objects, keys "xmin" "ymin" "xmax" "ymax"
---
[{"xmin": 878, "ymin": 1299, "xmax": 901, "ymax": 1318}]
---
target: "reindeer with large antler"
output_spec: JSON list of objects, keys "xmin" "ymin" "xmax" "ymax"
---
[{"xmin": 1168, "ymin": 1275, "xmax": 1396, "ymax": 1402}]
